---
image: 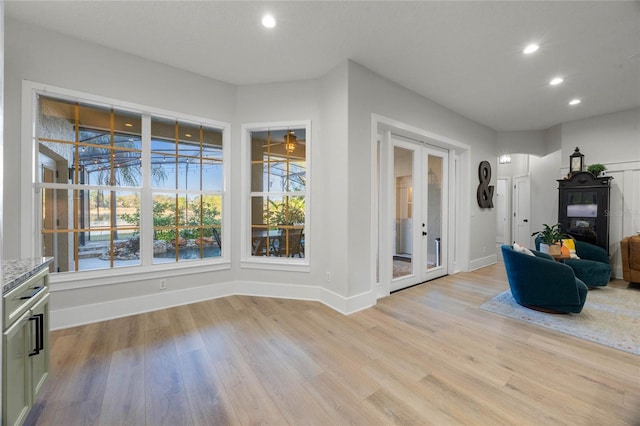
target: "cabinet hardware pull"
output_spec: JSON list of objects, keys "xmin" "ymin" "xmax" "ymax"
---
[
  {"xmin": 19, "ymin": 285, "xmax": 45, "ymax": 300},
  {"xmin": 28, "ymin": 315, "xmax": 40, "ymax": 356},
  {"xmin": 28, "ymin": 314, "xmax": 44, "ymax": 356}
]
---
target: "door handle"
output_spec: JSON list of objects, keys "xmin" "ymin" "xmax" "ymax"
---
[
  {"xmin": 523, "ymin": 219, "xmax": 528, "ymax": 223},
  {"xmin": 422, "ymin": 231, "xmax": 427, "ymax": 236}
]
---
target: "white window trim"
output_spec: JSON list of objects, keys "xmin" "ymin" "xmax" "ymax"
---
[
  {"xmin": 240, "ymin": 121, "xmax": 311, "ymax": 271},
  {"xmin": 21, "ymin": 80, "xmax": 232, "ymax": 284}
]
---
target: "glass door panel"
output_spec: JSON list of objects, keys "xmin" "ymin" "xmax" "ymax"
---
[
  {"xmin": 386, "ymin": 137, "xmax": 448, "ymax": 293},
  {"xmin": 393, "ymin": 146, "xmax": 414, "ymax": 280},
  {"xmin": 424, "ymin": 151, "xmax": 447, "ymax": 279}
]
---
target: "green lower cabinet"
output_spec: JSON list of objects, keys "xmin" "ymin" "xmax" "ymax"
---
[
  {"xmin": 3, "ymin": 311, "xmax": 32, "ymax": 426},
  {"xmin": 2, "ymin": 293, "xmax": 50, "ymax": 426}
]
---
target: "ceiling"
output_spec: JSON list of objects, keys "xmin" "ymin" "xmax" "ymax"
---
[{"xmin": 6, "ymin": 1, "xmax": 640, "ymax": 132}]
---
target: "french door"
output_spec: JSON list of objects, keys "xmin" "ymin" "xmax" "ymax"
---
[{"xmin": 388, "ymin": 136, "xmax": 448, "ymax": 292}]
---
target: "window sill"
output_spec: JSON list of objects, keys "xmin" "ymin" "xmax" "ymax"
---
[
  {"xmin": 49, "ymin": 260, "xmax": 231, "ymax": 291},
  {"xmin": 240, "ymin": 258, "xmax": 310, "ymax": 273}
]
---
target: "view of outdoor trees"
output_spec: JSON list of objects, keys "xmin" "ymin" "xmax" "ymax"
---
[{"xmin": 38, "ymin": 95, "xmax": 225, "ymax": 271}]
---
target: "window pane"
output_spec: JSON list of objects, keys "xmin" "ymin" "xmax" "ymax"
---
[
  {"xmin": 151, "ymin": 159, "xmax": 175, "ymax": 189},
  {"xmin": 202, "ymin": 128, "xmax": 223, "ymax": 159},
  {"xmin": 202, "ymin": 160, "xmax": 223, "ymax": 191},
  {"xmin": 86, "ymin": 189, "xmax": 112, "ymax": 229},
  {"xmin": 250, "ymin": 128, "xmax": 306, "ymax": 193},
  {"xmin": 269, "ymin": 196, "xmax": 305, "ymax": 227},
  {"xmin": 115, "ymin": 191, "xmax": 140, "ymax": 228},
  {"xmin": 153, "ymin": 193, "xmax": 177, "ymax": 231},
  {"xmin": 250, "ymin": 195, "xmax": 306, "ymax": 229},
  {"xmin": 38, "ymin": 94, "xmax": 226, "ymax": 274},
  {"xmin": 250, "ymin": 195, "xmax": 305, "ymax": 257},
  {"xmin": 248, "ymin": 125, "xmax": 307, "ymax": 260},
  {"xmin": 177, "ymin": 159, "xmax": 199, "ymax": 191},
  {"xmin": 151, "ymin": 139, "xmax": 176, "ymax": 158},
  {"xmin": 39, "ymin": 97, "xmax": 76, "ymax": 143},
  {"xmin": 41, "ymin": 187, "xmax": 70, "ymax": 232},
  {"xmin": 178, "ymin": 140, "xmax": 200, "ymax": 160}
]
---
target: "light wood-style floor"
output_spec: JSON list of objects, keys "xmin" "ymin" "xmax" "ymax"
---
[{"xmin": 26, "ymin": 264, "xmax": 639, "ymax": 425}]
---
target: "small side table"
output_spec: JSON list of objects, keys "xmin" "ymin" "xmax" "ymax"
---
[{"xmin": 551, "ymin": 254, "xmax": 571, "ymax": 262}]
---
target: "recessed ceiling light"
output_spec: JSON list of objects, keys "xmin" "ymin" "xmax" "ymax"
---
[
  {"xmin": 261, "ymin": 14, "xmax": 276, "ymax": 29},
  {"xmin": 569, "ymin": 99, "xmax": 581, "ymax": 106},
  {"xmin": 523, "ymin": 43, "xmax": 540, "ymax": 54},
  {"xmin": 185, "ymin": 133, "xmax": 192, "ymax": 138},
  {"xmin": 124, "ymin": 123, "xmax": 133, "ymax": 127},
  {"xmin": 550, "ymin": 77, "xmax": 564, "ymax": 85}
]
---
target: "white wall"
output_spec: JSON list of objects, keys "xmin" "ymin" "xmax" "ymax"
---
[
  {"xmin": 318, "ymin": 62, "xmax": 350, "ymax": 297},
  {"xmin": 558, "ymin": 108, "xmax": 640, "ymax": 277},
  {"xmin": 506, "ymin": 108, "xmax": 640, "ymax": 277},
  {"xmin": 496, "ymin": 153, "xmax": 529, "ymax": 178},
  {"xmin": 4, "ymin": 19, "xmax": 236, "ymax": 259},
  {"xmin": 347, "ymin": 61, "xmax": 497, "ymax": 292},
  {"xmin": 4, "ymin": 20, "xmax": 242, "ymax": 326},
  {"xmin": 234, "ymin": 80, "xmax": 323, "ymax": 289},
  {"xmin": 560, "ymin": 108, "xmax": 640, "ymax": 166},
  {"xmin": 497, "ymin": 130, "xmax": 546, "ymax": 156},
  {"xmin": 529, "ymin": 150, "xmax": 563, "ymax": 245}
]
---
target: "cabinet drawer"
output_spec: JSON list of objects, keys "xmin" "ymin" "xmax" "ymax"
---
[{"xmin": 3, "ymin": 269, "xmax": 48, "ymax": 327}]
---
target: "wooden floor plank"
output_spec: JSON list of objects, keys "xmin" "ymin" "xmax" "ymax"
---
[{"xmin": 28, "ymin": 264, "xmax": 640, "ymax": 425}]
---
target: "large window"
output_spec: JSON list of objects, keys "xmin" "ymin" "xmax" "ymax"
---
[
  {"xmin": 245, "ymin": 123, "xmax": 309, "ymax": 263},
  {"xmin": 36, "ymin": 94, "xmax": 227, "ymax": 273}
]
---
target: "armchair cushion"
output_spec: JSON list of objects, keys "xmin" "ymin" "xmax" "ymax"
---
[{"xmin": 501, "ymin": 245, "xmax": 588, "ymax": 313}]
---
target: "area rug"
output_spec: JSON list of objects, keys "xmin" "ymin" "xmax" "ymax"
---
[{"xmin": 480, "ymin": 287, "xmax": 639, "ymax": 356}]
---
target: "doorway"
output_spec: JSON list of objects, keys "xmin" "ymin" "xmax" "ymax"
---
[
  {"xmin": 388, "ymin": 136, "xmax": 449, "ymax": 292},
  {"xmin": 513, "ymin": 175, "xmax": 531, "ymax": 246},
  {"xmin": 373, "ymin": 114, "xmax": 470, "ymax": 300}
]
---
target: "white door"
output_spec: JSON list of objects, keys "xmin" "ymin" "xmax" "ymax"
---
[
  {"xmin": 513, "ymin": 175, "xmax": 531, "ymax": 247},
  {"xmin": 496, "ymin": 178, "xmax": 510, "ymax": 244},
  {"xmin": 389, "ymin": 137, "xmax": 448, "ymax": 292}
]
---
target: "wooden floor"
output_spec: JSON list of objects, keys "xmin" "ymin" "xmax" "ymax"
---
[{"xmin": 26, "ymin": 264, "xmax": 639, "ymax": 425}]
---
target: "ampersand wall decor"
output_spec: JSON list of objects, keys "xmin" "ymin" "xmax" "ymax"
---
[{"xmin": 477, "ymin": 161, "xmax": 495, "ymax": 208}]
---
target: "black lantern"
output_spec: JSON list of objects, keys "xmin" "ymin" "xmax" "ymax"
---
[{"xmin": 569, "ymin": 147, "xmax": 584, "ymax": 174}]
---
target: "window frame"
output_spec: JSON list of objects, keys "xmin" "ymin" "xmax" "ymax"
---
[
  {"xmin": 240, "ymin": 121, "xmax": 311, "ymax": 271},
  {"xmin": 22, "ymin": 81, "xmax": 231, "ymax": 286}
]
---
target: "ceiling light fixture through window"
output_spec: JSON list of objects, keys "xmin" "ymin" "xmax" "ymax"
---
[
  {"xmin": 262, "ymin": 14, "xmax": 276, "ymax": 28},
  {"xmin": 523, "ymin": 43, "xmax": 540, "ymax": 54},
  {"xmin": 569, "ymin": 99, "xmax": 581, "ymax": 106},
  {"xmin": 550, "ymin": 77, "xmax": 564, "ymax": 85}
]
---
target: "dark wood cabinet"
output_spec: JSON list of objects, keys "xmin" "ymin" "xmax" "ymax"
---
[{"xmin": 558, "ymin": 172, "xmax": 612, "ymax": 253}]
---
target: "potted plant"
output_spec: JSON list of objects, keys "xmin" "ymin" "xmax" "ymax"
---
[
  {"xmin": 531, "ymin": 223, "xmax": 566, "ymax": 255},
  {"xmin": 587, "ymin": 163, "xmax": 606, "ymax": 176}
]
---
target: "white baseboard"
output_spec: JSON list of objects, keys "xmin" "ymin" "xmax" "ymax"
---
[
  {"xmin": 468, "ymin": 254, "xmax": 497, "ymax": 271},
  {"xmin": 50, "ymin": 280, "xmax": 377, "ymax": 330}
]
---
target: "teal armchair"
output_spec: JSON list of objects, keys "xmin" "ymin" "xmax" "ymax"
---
[
  {"xmin": 501, "ymin": 245, "xmax": 588, "ymax": 313},
  {"xmin": 534, "ymin": 236, "xmax": 611, "ymax": 287}
]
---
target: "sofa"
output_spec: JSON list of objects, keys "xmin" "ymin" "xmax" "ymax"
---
[
  {"xmin": 621, "ymin": 235, "xmax": 640, "ymax": 284},
  {"xmin": 501, "ymin": 244, "xmax": 588, "ymax": 313},
  {"xmin": 535, "ymin": 235, "xmax": 611, "ymax": 288}
]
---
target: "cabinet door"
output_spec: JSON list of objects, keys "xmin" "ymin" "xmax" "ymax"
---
[
  {"xmin": 29, "ymin": 293, "xmax": 50, "ymax": 399},
  {"xmin": 3, "ymin": 311, "xmax": 32, "ymax": 426}
]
